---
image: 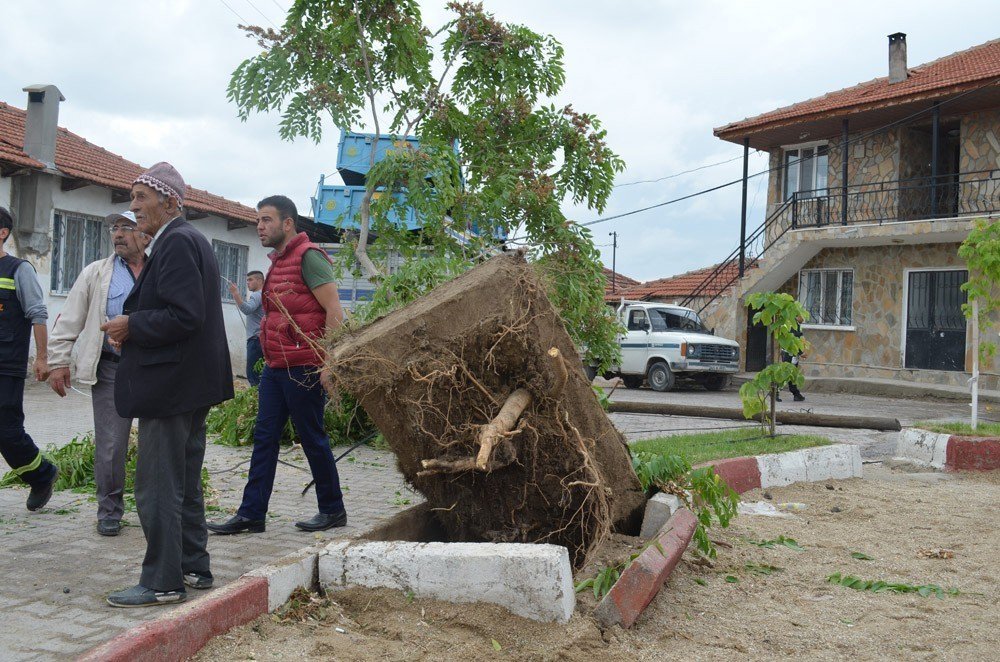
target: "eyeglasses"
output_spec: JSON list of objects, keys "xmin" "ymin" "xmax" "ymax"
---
[{"xmin": 108, "ymin": 225, "xmax": 137, "ymax": 234}]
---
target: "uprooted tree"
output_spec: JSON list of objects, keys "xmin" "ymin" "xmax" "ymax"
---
[
  {"xmin": 227, "ymin": 1, "xmax": 642, "ymax": 567},
  {"xmin": 227, "ymin": 0, "xmax": 624, "ymax": 371},
  {"xmin": 328, "ymin": 252, "xmax": 647, "ymax": 568}
]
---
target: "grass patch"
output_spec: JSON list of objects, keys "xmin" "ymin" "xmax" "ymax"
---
[
  {"xmin": 629, "ymin": 427, "xmax": 831, "ymax": 466},
  {"xmin": 914, "ymin": 420, "xmax": 1000, "ymax": 436}
]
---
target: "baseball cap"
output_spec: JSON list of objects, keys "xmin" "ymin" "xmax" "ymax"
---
[{"xmin": 105, "ymin": 210, "xmax": 138, "ymax": 225}]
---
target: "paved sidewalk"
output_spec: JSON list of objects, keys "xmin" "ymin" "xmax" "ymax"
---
[
  {"xmin": 0, "ymin": 382, "xmax": 416, "ymax": 661},
  {"xmin": 0, "ymin": 380, "xmax": 971, "ymax": 659}
]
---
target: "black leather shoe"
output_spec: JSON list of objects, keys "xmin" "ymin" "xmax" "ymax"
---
[
  {"xmin": 793, "ymin": 394, "xmax": 806, "ymax": 402},
  {"xmin": 775, "ymin": 396, "xmax": 783, "ymax": 402},
  {"xmin": 97, "ymin": 519, "xmax": 122, "ymax": 536},
  {"xmin": 26, "ymin": 467, "xmax": 58, "ymax": 511},
  {"xmin": 206, "ymin": 514, "xmax": 265, "ymax": 535},
  {"xmin": 295, "ymin": 510, "xmax": 347, "ymax": 532}
]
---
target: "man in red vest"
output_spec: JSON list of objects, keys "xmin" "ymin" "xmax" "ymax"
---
[{"xmin": 208, "ymin": 195, "xmax": 347, "ymax": 534}]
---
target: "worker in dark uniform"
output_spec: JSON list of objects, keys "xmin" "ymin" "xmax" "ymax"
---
[{"xmin": 0, "ymin": 206, "xmax": 58, "ymax": 510}]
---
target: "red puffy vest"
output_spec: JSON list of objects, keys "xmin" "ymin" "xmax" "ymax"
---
[{"xmin": 260, "ymin": 232, "xmax": 332, "ymax": 368}]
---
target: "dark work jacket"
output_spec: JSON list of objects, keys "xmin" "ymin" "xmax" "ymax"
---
[
  {"xmin": 115, "ymin": 218, "xmax": 234, "ymax": 418},
  {"xmin": 0, "ymin": 255, "xmax": 31, "ymax": 378}
]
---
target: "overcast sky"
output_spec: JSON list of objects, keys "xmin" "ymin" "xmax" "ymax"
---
[{"xmin": 2, "ymin": 1, "xmax": 998, "ymax": 281}]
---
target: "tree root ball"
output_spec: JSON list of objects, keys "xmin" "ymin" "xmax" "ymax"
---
[{"xmin": 327, "ymin": 252, "xmax": 645, "ymax": 569}]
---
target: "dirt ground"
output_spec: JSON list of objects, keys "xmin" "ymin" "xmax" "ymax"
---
[{"xmin": 194, "ymin": 466, "xmax": 999, "ymax": 661}]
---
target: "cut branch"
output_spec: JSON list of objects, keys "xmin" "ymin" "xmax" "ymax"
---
[
  {"xmin": 547, "ymin": 347, "xmax": 568, "ymax": 398},
  {"xmin": 476, "ymin": 388, "xmax": 532, "ymax": 470}
]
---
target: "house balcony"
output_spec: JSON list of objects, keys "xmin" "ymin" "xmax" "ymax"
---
[{"xmin": 779, "ymin": 169, "xmax": 1000, "ymax": 232}]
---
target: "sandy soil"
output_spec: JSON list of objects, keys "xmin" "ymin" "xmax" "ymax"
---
[{"xmin": 194, "ymin": 466, "xmax": 999, "ymax": 661}]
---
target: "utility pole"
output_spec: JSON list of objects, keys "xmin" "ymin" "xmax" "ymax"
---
[{"xmin": 609, "ymin": 231, "xmax": 618, "ymax": 293}]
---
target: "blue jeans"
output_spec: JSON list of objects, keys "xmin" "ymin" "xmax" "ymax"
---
[
  {"xmin": 237, "ymin": 365, "xmax": 344, "ymax": 521},
  {"xmin": 246, "ymin": 336, "xmax": 263, "ymax": 387}
]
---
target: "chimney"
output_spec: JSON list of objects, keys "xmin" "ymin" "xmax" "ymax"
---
[
  {"xmin": 888, "ymin": 33, "xmax": 907, "ymax": 84},
  {"xmin": 21, "ymin": 84, "xmax": 64, "ymax": 169}
]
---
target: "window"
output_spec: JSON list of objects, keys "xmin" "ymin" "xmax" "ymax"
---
[
  {"xmin": 627, "ymin": 309, "xmax": 648, "ymax": 331},
  {"xmin": 649, "ymin": 308, "xmax": 708, "ymax": 333},
  {"xmin": 784, "ymin": 143, "xmax": 829, "ymax": 199},
  {"xmin": 213, "ymin": 240, "xmax": 248, "ymax": 303},
  {"xmin": 799, "ymin": 269, "xmax": 853, "ymax": 326},
  {"xmin": 51, "ymin": 211, "xmax": 110, "ymax": 294}
]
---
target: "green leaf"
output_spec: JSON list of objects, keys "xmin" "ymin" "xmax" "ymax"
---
[
  {"xmin": 850, "ymin": 551, "xmax": 874, "ymax": 561},
  {"xmin": 725, "ymin": 575, "xmax": 739, "ymax": 583},
  {"xmin": 491, "ymin": 638, "xmax": 502, "ymax": 652},
  {"xmin": 694, "ymin": 578, "xmax": 707, "ymax": 586}
]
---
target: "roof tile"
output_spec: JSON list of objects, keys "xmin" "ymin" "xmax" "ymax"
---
[
  {"xmin": 716, "ymin": 38, "xmax": 1000, "ymax": 137},
  {"xmin": 0, "ymin": 101, "xmax": 256, "ymax": 223}
]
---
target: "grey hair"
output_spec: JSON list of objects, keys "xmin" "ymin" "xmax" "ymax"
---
[{"xmin": 156, "ymin": 191, "xmax": 183, "ymax": 213}]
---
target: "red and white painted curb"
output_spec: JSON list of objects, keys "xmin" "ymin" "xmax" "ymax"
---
[
  {"xmin": 78, "ymin": 546, "xmax": 322, "ymax": 662},
  {"xmin": 896, "ymin": 428, "xmax": 1000, "ymax": 471},
  {"xmin": 594, "ymin": 443, "xmax": 863, "ymax": 629}
]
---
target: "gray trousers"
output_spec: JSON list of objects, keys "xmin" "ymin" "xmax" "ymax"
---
[
  {"xmin": 91, "ymin": 359, "xmax": 133, "ymax": 521},
  {"xmin": 135, "ymin": 407, "xmax": 211, "ymax": 591}
]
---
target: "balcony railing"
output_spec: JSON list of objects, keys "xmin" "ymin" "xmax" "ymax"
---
[{"xmin": 786, "ymin": 169, "xmax": 1000, "ymax": 229}]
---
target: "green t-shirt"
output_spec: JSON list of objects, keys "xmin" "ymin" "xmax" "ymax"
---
[{"xmin": 301, "ymin": 248, "xmax": 337, "ymax": 290}]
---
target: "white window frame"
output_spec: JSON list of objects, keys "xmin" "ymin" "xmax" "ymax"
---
[
  {"xmin": 212, "ymin": 239, "xmax": 249, "ymax": 303},
  {"xmin": 798, "ymin": 268, "xmax": 854, "ymax": 329},
  {"xmin": 783, "ymin": 140, "xmax": 829, "ymax": 200},
  {"xmin": 50, "ymin": 210, "xmax": 111, "ymax": 295}
]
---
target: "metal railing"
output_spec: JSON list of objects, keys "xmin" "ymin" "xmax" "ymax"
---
[
  {"xmin": 787, "ymin": 169, "xmax": 1000, "ymax": 228},
  {"xmin": 677, "ymin": 169, "xmax": 1000, "ymax": 316},
  {"xmin": 677, "ymin": 199, "xmax": 792, "ymax": 312}
]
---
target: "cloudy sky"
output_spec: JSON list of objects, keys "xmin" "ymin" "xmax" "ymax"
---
[{"xmin": 2, "ymin": 1, "xmax": 998, "ymax": 281}]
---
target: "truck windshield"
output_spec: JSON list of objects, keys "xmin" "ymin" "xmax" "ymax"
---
[{"xmin": 649, "ymin": 308, "xmax": 708, "ymax": 333}]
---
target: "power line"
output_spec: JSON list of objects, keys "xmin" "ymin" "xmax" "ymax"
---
[
  {"xmin": 509, "ymin": 73, "xmax": 1000, "ymax": 241},
  {"xmin": 242, "ymin": 0, "xmax": 279, "ymax": 28},
  {"xmin": 268, "ymin": 0, "xmax": 286, "ymax": 13},
  {"xmin": 218, "ymin": 0, "xmax": 249, "ymax": 24},
  {"xmin": 614, "ymin": 153, "xmax": 754, "ymax": 188}
]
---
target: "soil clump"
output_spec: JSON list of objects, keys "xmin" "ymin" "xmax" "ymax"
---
[{"xmin": 327, "ymin": 252, "xmax": 645, "ymax": 567}]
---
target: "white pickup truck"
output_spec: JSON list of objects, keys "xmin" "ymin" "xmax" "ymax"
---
[{"xmin": 600, "ymin": 301, "xmax": 740, "ymax": 392}]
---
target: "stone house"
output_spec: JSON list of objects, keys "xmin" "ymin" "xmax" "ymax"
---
[
  {"xmin": 0, "ymin": 84, "xmax": 271, "ymax": 376},
  {"xmin": 697, "ymin": 35, "xmax": 1000, "ymax": 386}
]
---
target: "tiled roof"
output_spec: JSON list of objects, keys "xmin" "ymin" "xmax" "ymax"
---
[
  {"xmin": 602, "ymin": 267, "xmax": 640, "ymax": 297},
  {"xmin": 716, "ymin": 38, "xmax": 1000, "ymax": 138},
  {"xmin": 0, "ymin": 102, "xmax": 256, "ymax": 224},
  {"xmin": 608, "ymin": 261, "xmax": 756, "ymax": 302}
]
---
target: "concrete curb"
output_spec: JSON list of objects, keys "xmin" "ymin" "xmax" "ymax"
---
[
  {"xmin": 896, "ymin": 428, "xmax": 1000, "ymax": 471},
  {"xmin": 319, "ymin": 540, "xmax": 576, "ymax": 623},
  {"xmin": 594, "ymin": 508, "xmax": 698, "ymax": 629},
  {"xmin": 604, "ymin": 443, "xmax": 863, "ymax": 629},
  {"xmin": 78, "ymin": 547, "xmax": 320, "ymax": 662}
]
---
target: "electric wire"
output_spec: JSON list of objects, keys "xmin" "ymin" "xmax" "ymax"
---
[
  {"xmin": 242, "ymin": 0, "xmax": 279, "ymax": 28},
  {"xmin": 505, "ymin": 73, "xmax": 1000, "ymax": 242},
  {"xmin": 613, "ymin": 153, "xmax": 752, "ymax": 188},
  {"xmin": 217, "ymin": 0, "xmax": 249, "ymax": 24}
]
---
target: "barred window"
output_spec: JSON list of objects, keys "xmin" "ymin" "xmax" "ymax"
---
[
  {"xmin": 212, "ymin": 239, "xmax": 248, "ymax": 303},
  {"xmin": 51, "ymin": 211, "xmax": 110, "ymax": 294},
  {"xmin": 799, "ymin": 269, "xmax": 853, "ymax": 326}
]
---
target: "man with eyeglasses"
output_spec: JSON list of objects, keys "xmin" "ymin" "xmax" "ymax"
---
[{"xmin": 48, "ymin": 210, "xmax": 149, "ymax": 536}]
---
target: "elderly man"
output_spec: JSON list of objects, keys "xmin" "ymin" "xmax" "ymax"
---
[
  {"xmin": 101, "ymin": 163, "xmax": 233, "ymax": 608},
  {"xmin": 0, "ymin": 206, "xmax": 57, "ymax": 511},
  {"xmin": 48, "ymin": 210, "xmax": 149, "ymax": 537},
  {"xmin": 228, "ymin": 271, "xmax": 265, "ymax": 386},
  {"xmin": 208, "ymin": 195, "xmax": 346, "ymax": 536}
]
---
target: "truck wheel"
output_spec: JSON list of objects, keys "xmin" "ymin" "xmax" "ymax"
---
[
  {"xmin": 703, "ymin": 374, "xmax": 730, "ymax": 391},
  {"xmin": 646, "ymin": 362, "xmax": 675, "ymax": 392},
  {"xmin": 622, "ymin": 376, "xmax": 644, "ymax": 389}
]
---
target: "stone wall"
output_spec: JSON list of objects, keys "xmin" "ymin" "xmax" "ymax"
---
[
  {"xmin": 959, "ymin": 109, "xmax": 1000, "ymax": 215},
  {"xmin": 774, "ymin": 243, "xmax": 1000, "ymax": 390}
]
